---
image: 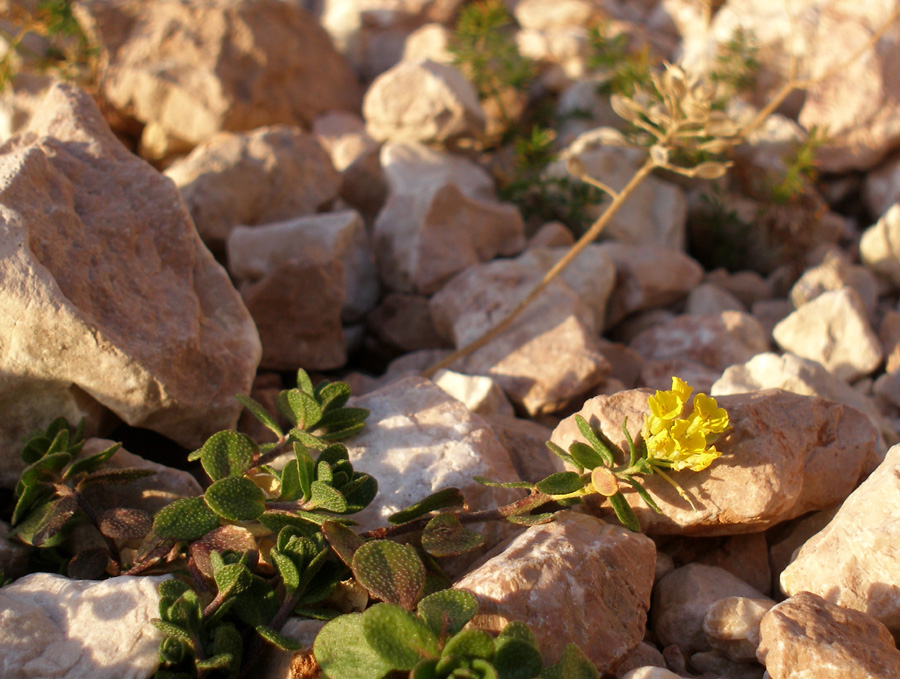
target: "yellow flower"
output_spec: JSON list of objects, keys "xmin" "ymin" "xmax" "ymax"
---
[{"xmin": 642, "ymin": 378, "xmax": 728, "ymax": 473}]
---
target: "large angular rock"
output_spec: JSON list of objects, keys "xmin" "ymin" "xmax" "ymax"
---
[
  {"xmin": 345, "ymin": 377, "xmax": 520, "ymax": 548},
  {"xmin": 76, "ymin": 0, "xmax": 362, "ymax": 150},
  {"xmin": 713, "ymin": 352, "xmax": 892, "ymax": 473},
  {"xmin": 629, "ymin": 311, "xmax": 770, "ymax": 373},
  {"xmin": 456, "ymin": 511, "xmax": 656, "ymax": 674},
  {"xmin": 380, "ymin": 141, "xmax": 496, "ymax": 201},
  {"xmin": 780, "ymin": 445, "xmax": 900, "ymax": 634},
  {"xmin": 430, "ymin": 256, "xmax": 609, "ymax": 415},
  {"xmin": 374, "ymin": 182, "xmax": 525, "ymax": 295},
  {"xmin": 550, "ymin": 389, "xmax": 877, "ymax": 535},
  {"xmin": 703, "ymin": 596, "xmax": 775, "ymax": 662},
  {"xmin": 363, "ymin": 60, "xmax": 485, "ymax": 147},
  {"xmin": 773, "ymin": 287, "xmax": 883, "ymax": 383},
  {"xmin": 0, "ymin": 573, "xmax": 169, "ymax": 679},
  {"xmin": 860, "ymin": 203, "xmax": 900, "ymax": 289},
  {"xmin": 165, "ymin": 126, "xmax": 341, "ymax": 251},
  {"xmin": 600, "ymin": 242, "xmax": 703, "ymax": 327},
  {"xmin": 0, "ymin": 84, "xmax": 260, "ymax": 488},
  {"xmin": 227, "ymin": 210, "xmax": 379, "ymax": 323},
  {"xmin": 790, "ymin": 248, "xmax": 879, "ymax": 322},
  {"xmin": 798, "ymin": 2, "xmax": 900, "ymax": 172},
  {"xmin": 757, "ymin": 591, "xmax": 900, "ymax": 679}
]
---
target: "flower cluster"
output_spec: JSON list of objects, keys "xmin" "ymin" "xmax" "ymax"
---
[{"xmin": 642, "ymin": 377, "xmax": 729, "ymax": 472}]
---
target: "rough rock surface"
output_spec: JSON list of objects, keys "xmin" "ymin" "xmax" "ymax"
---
[
  {"xmin": 76, "ymin": 0, "xmax": 362, "ymax": 149},
  {"xmin": 629, "ymin": 311, "xmax": 770, "ymax": 373},
  {"xmin": 551, "ymin": 389, "xmax": 877, "ymax": 535},
  {"xmin": 757, "ymin": 591, "xmax": 900, "ymax": 679},
  {"xmin": 652, "ymin": 563, "xmax": 768, "ymax": 654},
  {"xmin": 345, "ymin": 377, "xmax": 520, "ymax": 547},
  {"xmin": 363, "ymin": 60, "xmax": 485, "ymax": 146},
  {"xmin": 780, "ymin": 445, "xmax": 900, "ymax": 634},
  {"xmin": 430, "ymin": 256, "xmax": 609, "ymax": 414},
  {"xmin": 860, "ymin": 203, "xmax": 900, "ymax": 289},
  {"xmin": 165, "ymin": 126, "xmax": 341, "ymax": 251},
  {"xmin": 227, "ymin": 210, "xmax": 379, "ymax": 323},
  {"xmin": 0, "ymin": 83, "xmax": 260, "ymax": 488},
  {"xmin": 772, "ymin": 287, "xmax": 883, "ymax": 382},
  {"xmin": 703, "ymin": 596, "xmax": 775, "ymax": 662},
  {"xmin": 456, "ymin": 511, "xmax": 656, "ymax": 674},
  {"xmin": 0, "ymin": 573, "xmax": 169, "ymax": 679}
]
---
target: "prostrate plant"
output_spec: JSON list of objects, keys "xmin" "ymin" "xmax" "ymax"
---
[{"xmin": 9, "ymin": 416, "xmax": 155, "ymax": 578}]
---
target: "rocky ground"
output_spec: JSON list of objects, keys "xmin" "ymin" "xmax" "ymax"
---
[{"xmin": 2, "ymin": 0, "xmax": 900, "ymax": 678}]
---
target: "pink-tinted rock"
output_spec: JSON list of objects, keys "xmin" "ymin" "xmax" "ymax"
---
[
  {"xmin": 551, "ymin": 389, "xmax": 877, "ymax": 535},
  {"xmin": 365, "ymin": 292, "xmax": 445, "ymax": 353},
  {"xmin": 757, "ymin": 591, "xmax": 900, "ymax": 679},
  {"xmin": 0, "ymin": 83, "xmax": 260, "ymax": 487},
  {"xmin": 481, "ymin": 413, "xmax": 562, "ymax": 483},
  {"xmin": 456, "ymin": 511, "xmax": 656, "ymax": 674},
  {"xmin": 76, "ymin": 0, "xmax": 362, "ymax": 148}
]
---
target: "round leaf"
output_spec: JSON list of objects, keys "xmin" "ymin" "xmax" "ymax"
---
[
  {"xmin": 441, "ymin": 629, "xmax": 494, "ymax": 660},
  {"xmin": 153, "ymin": 496, "xmax": 219, "ymax": 541},
  {"xmin": 314, "ymin": 613, "xmax": 394, "ymax": 679},
  {"xmin": 199, "ymin": 431, "xmax": 257, "ymax": 481},
  {"xmin": 352, "ymin": 540, "xmax": 426, "ymax": 610},
  {"xmin": 99, "ymin": 507, "xmax": 153, "ymax": 540},
  {"xmin": 417, "ymin": 589, "xmax": 478, "ymax": 638},
  {"xmin": 535, "ymin": 472, "xmax": 584, "ymax": 496},
  {"xmin": 362, "ymin": 603, "xmax": 439, "ymax": 670},
  {"xmin": 421, "ymin": 514, "xmax": 484, "ymax": 558},
  {"xmin": 205, "ymin": 476, "xmax": 267, "ymax": 521},
  {"xmin": 493, "ymin": 637, "xmax": 543, "ymax": 679}
]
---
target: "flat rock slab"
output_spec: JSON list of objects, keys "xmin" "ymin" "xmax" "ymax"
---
[
  {"xmin": 0, "ymin": 83, "xmax": 260, "ymax": 488},
  {"xmin": 455, "ymin": 511, "xmax": 656, "ymax": 674},
  {"xmin": 780, "ymin": 445, "xmax": 900, "ymax": 634},
  {"xmin": 551, "ymin": 388, "xmax": 877, "ymax": 535},
  {"xmin": 0, "ymin": 573, "xmax": 169, "ymax": 679},
  {"xmin": 758, "ymin": 591, "xmax": 900, "ymax": 679}
]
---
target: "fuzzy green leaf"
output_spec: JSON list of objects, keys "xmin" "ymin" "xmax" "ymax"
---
[
  {"xmin": 63, "ymin": 442, "xmax": 121, "ymax": 479},
  {"xmin": 315, "ymin": 407, "xmax": 370, "ymax": 433},
  {"xmin": 498, "ymin": 622, "xmax": 535, "ymax": 645},
  {"xmin": 214, "ymin": 562, "xmax": 254, "ymax": 598},
  {"xmin": 340, "ymin": 474, "xmax": 378, "ymax": 513},
  {"xmin": 199, "ymin": 431, "xmax": 257, "ymax": 481},
  {"xmin": 473, "ymin": 476, "xmax": 533, "ymax": 489},
  {"xmin": 388, "ymin": 488, "xmax": 466, "ymax": 525},
  {"xmin": 567, "ymin": 442, "xmax": 605, "ymax": 471},
  {"xmin": 363, "ymin": 603, "xmax": 439, "ymax": 669},
  {"xmin": 279, "ymin": 459, "xmax": 302, "ymax": 502},
  {"xmin": 352, "ymin": 540, "xmax": 426, "ymax": 610},
  {"xmin": 534, "ymin": 472, "xmax": 584, "ymax": 496},
  {"xmin": 32, "ymin": 494, "xmax": 79, "ymax": 547},
  {"xmin": 316, "ymin": 443, "xmax": 350, "ymax": 466},
  {"xmin": 256, "ymin": 624, "xmax": 306, "ymax": 651},
  {"xmin": 257, "ymin": 511, "xmax": 321, "ymax": 535},
  {"xmin": 271, "ymin": 548, "xmax": 301, "ymax": 591},
  {"xmin": 417, "ymin": 590, "xmax": 478, "ymax": 638},
  {"xmin": 78, "ymin": 467, "xmax": 156, "ymax": 488},
  {"xmin": 11, "ymin": 483, "xmax": 52, "ymax": 525},
  {"xmin": 314, "ymin": 613, "xmax": 394, "ymax": 679},
  {"xmin": 19, "ymin": 451, "xmax": 71, "ymax": 489},
  {"xmin": 151, "ymin": 620, "xmax": 193, "ymax": 643},
  {"xmin": 442, "ymin": 628, "xmax": 494, "ymax": 660},
  {"xmin": 421, "ymin": 514, "xmax": 484, "ymax": 558},
  {"xmin": 544, "ymin": 441, "xmax": 582, "ymax": 471},
  {"xmin": 309, "ymin": 481, "xmax": 348, "ymax": 513},
  {"xmin": 494, "ymin": 637, "xmax": 542, "ymax": 679},
  {"xmin": 153, "ymin": 496, "xmax": 220, "ymax": 541},
  {"xmin": 232, "ymin": 575, "xmax": 279, "ymax": 627},
  {"xmin": 205, "ymin": 476, "xmax": 267, "ymax": 521},
  {"xmin": 316, "ymin": 460, "xmax": 333, "ymax": 485},
  {"xmin": 159, "ymin": 579, "xmax": 191, "ymax": 602},
  {"xmin": 575, "ymin": 415, "xmax": 616, "ymax": 466},
  {"xmin": 316, "ymin": 381, "xmax": 352, "ymax": 413},
  {"xmin": 235, "ymin": 393, "xmax": 284, "ymax": 439},
  {"xmin": 294, "ymin": 442, "xmax": 315, "ymax": 499},
  {"xmin": 10, "ymin": 497, "xmax": 70, "ymax": 547},
  {"xmin": 281, "ymin": 389, "xmax": 322, "ymax": 430},
  {"xmin": 608, "ymin": 492, "xmax": 640, "ymax": 532},
  {"xmin": 540, "ymin": 643, "xmax": 598, "ymax": 679},
  {"xmin": 322, "ymin": 520, "xmax": 365, "ymax": 567},
  {"xmin": 289, "ymin": 427, "xmax": 329, "ymax": 450},
  {"xmin": 196, "ymin": 654, "xmax": 233, "ymax": 671},
  {"xmin": 296, "ymin": 369, "xmax": 315, "ymax": 395},
  {"xmin": 213, "ymin": 623, "xmax": 243, "ymax": 677},
  {"xmin": 506, "ymin": 513, "xmax": 556, "ymax": 526},
  {"xmin": 318, "ymin": 421, "xmax": 366, "ymax": 441}
]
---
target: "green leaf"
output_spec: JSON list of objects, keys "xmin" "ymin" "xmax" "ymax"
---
[
  {"xmin": 158, "ymin": 579, "xmax": 191, "ymax": 602},
  {"xmin": 294, "ymin": 442, "xmax": 315, "ymax": 500},
  {"xmin": 623, "ymin": 476, "xmax": 661, "ymax": 514},
  {"xmin": 309, "ymin": 481, "xmax": 348, "ymax": 513},
  {"xmin": 315, "ymin": 408, "xmax": 370, "ymax": 433},
  {"xmin": 63, "ymin": 442, "xmax": 121, "ymax": 479},
  {"xmin": 534, "ymin": 472, "xmax": 584, "ymax": 496},
  {"xmin": 11, "ymin": 483, "xmax": 52, "ymax": 525},
  {"xmin": 608, "ymin": 492, "xmax": 640, "ymax": 532},
  {"xmin": 421, "ymin": 514, "xmax": 484, "ymax": 558},
  {"xmin": 473, "ymin": 476, "xmax": 533, "ymax": 490},
  {"xmin": 258, "ymin": 511, "xmax": 322, "ymax": 535},
  {"xmin": 78, "ymin": 467, "xmax": 156, "ymax": 488},
  {"xmin": 256, "ymin": 624, "xmax": 305, "ymax": 651},
  {"xmin": 235, "ymin": 393, "xmax": 284, "ymax": 439},
  {"xmin": 296, "ymin": 369, "xmax": 315, "ymax": 395},
  {"xmin": 417, "ymin": 589, "xmax": 478, "ymax": 638},
  {"xmin": 318, "ymin": 421, "xmax": 366, "ymax": 441},
  {"xmin": 199, "ymin": 431, "xmax": 257, "ymax": 481},
  {"xmin": 388, "ymin": 488, "xmax": 466, "ymax": 525},
  {"xmin": 322, "ymin": 520, "xmax": 365, "ymax": 567},
  {"xmin": 362, "ymin": 603, "xmax": 439, "ymax": 669},
  {"xmin": 270, "ymin": 548, "xmax": 301, "ymax": 592},
  {"xmin": 341, "ymin": 474, "xmax": 378, "ymax": 513},
  {"xmin": 205, "ymin": 476, "xmax": 267, "ymax": 521},
  {"xmin": 316, "ymin": 459, "xmax": 334, "ymax": 485},
  {"xmin": 314, "ymin": 613, "xmax": 394, "ymax": 679},
  {"xmin": 45, "ymin": 428, "xmax": 70, "ymax": 457},
  {"xmin": 213, "ymin": 623, "xmax": 243, "ymax": 677},
  {"xmin": 544, "ymin": 441, "xmax": 581, "ymax": 471},
  {"xmin": 19, "ymin": 451, "xmax": 72, "ymax": 488},
  {"xmin": 575, "ymin": 415, "xmax": 615, "ymax": 466},
  {"xmin": 567, "ymin": 442, "xmax": 605, "ymax": 471},
  {"xmin": 498, "ymin": 621, "xmax": 535, "ymax": 645},
  {"xmin": 32, "ymin": 494, "xmax": 79, "ymax": 547},
  {"xmin": 494, "ymin": 637, "xmax": 543, "ymax": 679},
  {"xmin": 540, "ymin": 643, "xmax": 598, "ymax": 679},
  {"xmin": 282, "ymin": 389, "xmax": 322, "ymax": 430},
  {"xmin": 316, "ymin": 381, "xmax": 352, "ymax": 413},
  {"xmin": 506, "ymin": 513, "xmax": 556, "ymax": 526},
  {"xmin": 10, "ymin": 497, "xmax": 69, "ymax": 547},
  {"xmin": 352, "ymin": 540, "xmax": 426, "ymax": 610},
  {"xmin": 232, "ymin": 575, "xmax": 279, "ymax": 627},
  {"xmin": 279, "ymin": 460, "xmax": 302, "ymax": 502},
  {"xmin": 442, "ymin": 629, "xmax": 494, "ymax": 660},
  {"xmin": 289, "ymin": 427, "xmax": 328, "ymax": 450},
  {"xmin": 153, "ymin": 496, "xmax": 220, "ymax": 541},
  {"xmin": 214, "ymin": 562, "xmax": 254, "ymax": 598},
  {"xmin": 196, "ymin": 654, "xmax": 233, "ymax": 671},
  {"xmin": 151, "ymin": 620, "xmax": 193, "ymax": 643},
  {"xmin": 316, "ymin": 443, "xmax": 350, "ymax": 466}
]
